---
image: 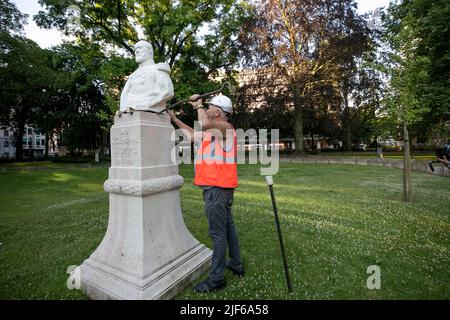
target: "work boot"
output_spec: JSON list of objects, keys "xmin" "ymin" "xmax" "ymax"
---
[
  {"xmin": 193, "ymin": 279, "xmax": 226, "ymax": 293},
  {"xmin": 225, "ymin": 261, "xmax": 245, "ymax": 278}
]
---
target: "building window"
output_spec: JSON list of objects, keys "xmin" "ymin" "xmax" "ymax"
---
[
  {"xmin": 41, "ymin": 139, "xmax": 45, "ymax": 146},
  {"xmin": 3, "ymin": 130, "xmax": 8, "ymax": 137},
  {"xmin": 4, "ymin": 141, "xmax": 9, "ymax": 148},
  {"xmin": 28, "ymin": 137, "xmax": 32, "ymax": 148},
  {"xmin": 27, "ymin": 128, "xmax": 32, "ymax": 135},
  {"xmin": 36, "ymin": 139, "xmax": 40, "ymax": 146}
]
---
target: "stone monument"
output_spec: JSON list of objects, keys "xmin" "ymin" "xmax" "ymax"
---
[{"xmin": 79, "ymin": 41, "xmax": 212, "ymax": 300}]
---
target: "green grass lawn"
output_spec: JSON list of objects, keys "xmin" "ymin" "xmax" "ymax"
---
[{"xmin": 0, "ymin": 163, "xmax": 449, "ymax": 299}]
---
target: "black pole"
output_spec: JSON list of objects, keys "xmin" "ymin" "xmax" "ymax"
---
[
  {"xmin": 120, "ymin": 83, "xmax": 233, "ymax": 116},
  {"xmin": 266, "ymin": 176, "xmax": 292, "ymax": 293}
]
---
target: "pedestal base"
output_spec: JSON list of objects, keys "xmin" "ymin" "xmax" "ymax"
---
[{"xmin": 81, "ymin": 244, "xmax": 211, "ymax": 300}]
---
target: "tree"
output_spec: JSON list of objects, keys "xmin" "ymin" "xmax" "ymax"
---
[
  {"xmin": 381, "ymin": 0, "xmax": 438, "ymax": 202},
  {"xmin": 34, "ymin": 0, "xmax": 252, "ymax": 133},
  {"xmin": 34, "ymin": 0, "xmax": 251, "ymax": 81},
  {"xmin": 383, "ymin": 0, "xmax": 450, "ymax": 145},
  {"xmin": 239, "ymin": 0, "xmax": 371, "ymax": 154},
  {"xmin": 0, "ymin": 0, "xmax": 28, "ymax": 34},
  {"xmin": 0, "ymin": 35, "xmax": 57, "ymax": 160},
  {"xmin": 36, "ymin": 0, "xmax": 249, "ymax": 65},
  {"xmin": 0, "ymin": 38, "xmax": 116, "ymax": 160},
  {"xmin": 48, "ymin": 42, "xmax": 112, "ymax": 157},
  {"xmin": 408, "ymin": 0, "xmax": 450, "ymax": 137},
  {"xmin": 352, "ymin": 59, "xmax": 384, "ymax": 148}
]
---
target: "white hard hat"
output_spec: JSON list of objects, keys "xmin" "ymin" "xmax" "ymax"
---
[{"xmin": 207, "ymin": 95, "xmax": 233, "ymax": 114}]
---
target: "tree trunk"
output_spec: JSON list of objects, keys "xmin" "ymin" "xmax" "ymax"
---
[
  {"xmin": 44, "ymin": 132, "xmax": 49, "ymax": 159},
  {"xmin": 403, "ymin": 122, "xmax": 412, "ymax": 202},
  {"xmin": 15, "ymin": 119, "xmax": 25, "ymax": 161},
  {"xmin": 99, "ymin": 129, "xmax": 108, "ymax": 161},
  {"xmin": 294, "ymin": 109, "xmax": 304, "ymax": 154},
  {"xmin": 292, "ymin": 85, "xmax": 305, "ymax": 155},
  {"xmin": 345, "ymin": 124, "xmax": 352, "ymax": 150},
  {"xmin": 346, "ymin": 125, "xmax": 352, "ymax": 151}
]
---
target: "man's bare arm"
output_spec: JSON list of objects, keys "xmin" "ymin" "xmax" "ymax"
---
[{"xmin": 168, "ymin": 111, "xmax": 195, "ymax": 141}]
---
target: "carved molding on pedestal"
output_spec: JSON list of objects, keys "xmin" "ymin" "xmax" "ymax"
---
[{"xmin": 103, "ymin": 175, "xmax": 184, "ymax": 196}]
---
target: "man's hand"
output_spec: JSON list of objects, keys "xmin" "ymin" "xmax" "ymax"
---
[
  {"xmin": 188, "ymin": 94, "xmax": 203, "ymax": 110},
  {"xmin": 438, "ymin": 156, "xmax": 449, "ymax": 166}
]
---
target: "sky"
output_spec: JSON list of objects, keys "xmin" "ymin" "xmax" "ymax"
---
[{"xmin": 12, "ymin": 0, "xmax": 392, "ymax": 49}]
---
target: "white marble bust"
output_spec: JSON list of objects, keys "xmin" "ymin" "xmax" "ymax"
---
[{"xmin": 120, "ymin": 41, "xmax": 174, "ymax": 112}]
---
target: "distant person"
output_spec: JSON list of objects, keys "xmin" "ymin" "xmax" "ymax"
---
[{"xmin": 437, "ymin": 141, "xmax": 450, "ymax": 168}]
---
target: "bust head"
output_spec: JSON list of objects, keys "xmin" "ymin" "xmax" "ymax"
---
[{"xmin": 134, "ymin": 41, "xmax": 153, "ymax": 64}]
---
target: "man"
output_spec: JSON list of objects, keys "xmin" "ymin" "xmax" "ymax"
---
[
  {"xmin": 120, "ymin": 40, "xmax": 174, "ymax": 112},
  {"xmin": 168, "ymin": 94, "xmax": 244, "ymax": 293}
]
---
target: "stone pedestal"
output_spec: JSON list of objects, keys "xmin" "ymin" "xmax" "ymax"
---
[{"xmin": 80, "ymin": 112, "xmax": 211, "ymax": 300}]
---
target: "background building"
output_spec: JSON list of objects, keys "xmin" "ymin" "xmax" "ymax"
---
[
  {"xmin": 22, "ymin": 125, "xmax": 46, "ymax": 158},
  {"xmin": 0, "ymin": 126, "xmax": 46, "ymax": 160},
  {"xmin": 0, "ymin": 129, "xmax": 15, "ymax": 160}
]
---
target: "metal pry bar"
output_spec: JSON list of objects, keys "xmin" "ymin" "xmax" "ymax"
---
[{"xmin": 157, "ymin": 82, "xmax": 233, "ymax": 115}]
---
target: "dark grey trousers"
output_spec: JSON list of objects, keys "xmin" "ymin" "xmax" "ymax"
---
[{"xmin": 202, "ymin": 187, "xmax": 242, "ymax": 285}]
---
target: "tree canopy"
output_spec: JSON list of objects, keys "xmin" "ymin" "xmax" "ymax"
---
[
  {"xmin": 1, "ymin": 0, "xmax": 448, "ymax": 161},
  {"xmin": 238, "ymin": 0, "xmax": 373, "ymax": 152}
]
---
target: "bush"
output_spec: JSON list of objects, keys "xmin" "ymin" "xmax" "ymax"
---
[
  {"xmin": 50, "ymin": 155, "xmax": 95, "ymax": 163},
  {"xmin": 413, "ymin": 146, "xmax": 439, "ymax": 152},
  {"xmin": 0, "ymin": 157, "xmax": 49, "ymax": 164},
  {"xmin": 318, "ymin": 148, "xmax": 338, "ymax": 153}
]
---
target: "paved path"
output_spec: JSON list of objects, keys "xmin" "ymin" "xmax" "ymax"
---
[{"xmin": 280, "ymin": 156, "xmax": 450, "ymax": 178}]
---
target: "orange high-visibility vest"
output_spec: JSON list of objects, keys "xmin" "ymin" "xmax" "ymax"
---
[{"xmin": 194, "ymin": 129, "xmax": 238, "ymax": 188}]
